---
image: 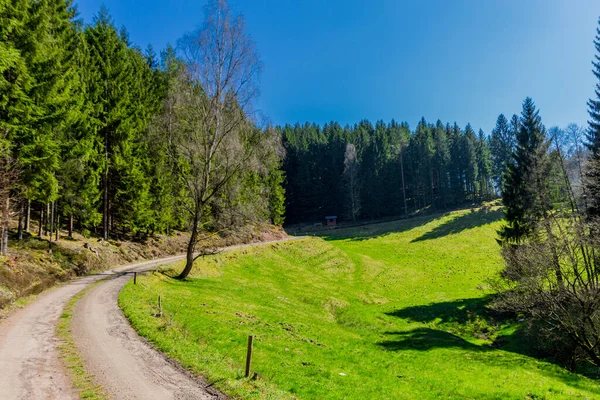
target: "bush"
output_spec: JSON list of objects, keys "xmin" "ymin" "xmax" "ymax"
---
[{"xmin": 492, "ymin": 214, "xmax": 600, "ymax": 371}]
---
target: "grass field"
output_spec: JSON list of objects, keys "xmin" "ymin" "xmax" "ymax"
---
[{"xmin": 120, "ymin": 206, "xmax": 600, "ymax": 399}]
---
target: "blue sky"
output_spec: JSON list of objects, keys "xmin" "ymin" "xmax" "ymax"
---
[{"xmin": 76, "ymin": 0, "xmax": 600, "ymax": 134}]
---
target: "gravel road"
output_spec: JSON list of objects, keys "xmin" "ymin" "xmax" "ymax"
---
[
  {"xmin": 71, "ymin": 258, "xmax": 219, "ymax": 400},
  {"xmin": 0, "ymin": 237, "xmax": 301, "ymax": 399},
  {"xmin": 0, "ymin": 256, "xmax": 186, "ymax": 400}
]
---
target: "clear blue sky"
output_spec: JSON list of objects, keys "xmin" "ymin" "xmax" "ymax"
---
[{"xmin": 76, "ymin": 0, "xmax": 600, "ymax": 134}]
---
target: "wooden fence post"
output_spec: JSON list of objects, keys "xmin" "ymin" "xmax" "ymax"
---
[
  {"xmin": 133, "ymin": 271, "xmax": 137, "ymax": 284},
  {"xmin": 245, "ymin": 335, "xmax": 254, "ymax": 378},
  {"xmin": 158, "ymin": 295, "xmax": 162, "ymax": 317}
]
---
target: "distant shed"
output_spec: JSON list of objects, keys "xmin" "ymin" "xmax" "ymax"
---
[{"xmin": 325, "ymin": 216, "xmax": 337, "ymax": 226}]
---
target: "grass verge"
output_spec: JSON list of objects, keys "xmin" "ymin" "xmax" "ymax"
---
[{"xmin": 56, "ymin": 282, "xmax": 108, "ymax": 400}]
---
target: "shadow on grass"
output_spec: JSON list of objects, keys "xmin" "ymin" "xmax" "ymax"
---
[
  {"xmin": 317, "ymin": 213, "xmax": 439, "ymax": 242},
  {"xmin": 410, "ymin": 207, "xmax": 503, "ymax": 243},
  {"xmin": 381, "ymin": 297, "xmax": 600, "ymax": 388},
  {"xmin": 379, "ymin": 328, "xmax": 484, "ymax": 352},
  {"xmin": 386, "ymin": 296, "xmax": 495, "ymax": 325}
]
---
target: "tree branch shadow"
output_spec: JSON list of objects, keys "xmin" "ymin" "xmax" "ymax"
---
[
  {"xmin": 378, "ymin": 327, "xmax": 485, "ymax": 352},
  {"xmin": 380, "ymin": 297, "xmax": 600, "ymax": 388},
  {"xmin": 410, "ymin": 207, "xmax": 503, "ymax": 242}
]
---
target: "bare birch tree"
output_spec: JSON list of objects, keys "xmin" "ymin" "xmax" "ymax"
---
[
  {"xmin": 157, "ymin": 0, "xmax": 265, "ymax": 279},
  {"xmin": 343, "ymin": 143, "xmax": 360, "ymax": 222}
]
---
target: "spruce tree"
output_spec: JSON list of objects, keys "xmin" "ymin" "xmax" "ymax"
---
[
  {"xmin": 432, "ymin": 120, "xmax": 450, "ymax": 208},
  {"xmin": 500, "ymin": 98, "xmax": 552, "ymax": 243},
  {"xmin": 476, "ymin": 129, "xmax": 493, "ymax": 200},
  {"xmin": 490, "ymin": 114, "xmax": 515, "ymax": 192},
  {"xmin": 411, "ymin": 118, "xmax": 434, "ymax": 209},
  {"xmin": 585, "ymin": 17, "xmax": 600, "ymax": 220},
  {"xmin": 463, "ymin": 124, "xmax": 479, "ymax": 201},
  {"xmin": 448, "ymin": 123, "xmax": 465, "ymax": 205}
]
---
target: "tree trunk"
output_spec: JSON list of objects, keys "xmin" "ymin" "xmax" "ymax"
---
[
  {"xmin": 25, "ymin": 199, "xmax": 30, "ymax": 233},
  {"xmin": 17, "ymin": 200, "xmax": 23, "ymax": 240},
  {"xmin": 45, "ymin": 203, "xmax": 50, "ymax": 236},
  {"xmin": 430, "ymin": 168, "xmax": 436, "ymax": 210},
  {"xmin": 68, "ymin": 213, "xmax": 73, "ymax": 238},
  {"xmin": 178, "ymin": 211, "xmax": 199, "ymax": 279},
  {"xmin": 400, "ymin": 146, "xmax": 408, "ymax": 215},
  {"xmin": 103, "ymin": 170, "xmax": 109, "ymax": 240},
  {"xmin": 38, "ymin": 206, "xmax": 43, "ymax": 237},
  {"xmin": 1, "ymin": 197, "xmax": 9, "ymax": 255},
  {"xmin": 49, "ymin": 201, "xmax": 54, "ymax": 251}
]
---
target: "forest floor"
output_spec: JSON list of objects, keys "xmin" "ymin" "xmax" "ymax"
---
[{"xmin": 120, "ymin": 204, "xmax": 600, "ymax": 399}]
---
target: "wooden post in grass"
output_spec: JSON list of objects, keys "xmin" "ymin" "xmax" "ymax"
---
[
  {"xmin": 133, "ymin": 271, "xmax": 137, "ymax": 284},
  {"xmin": 245, "ymin": 335, "xmax": 254, "ymax": 378},
  {"xmin": 158, "ymin": 296, "xmax": 162, "ymax": 317}
]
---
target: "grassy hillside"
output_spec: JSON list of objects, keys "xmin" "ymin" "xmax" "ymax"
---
[
  {"xmin": 120, "ymin": 206, "xmax": 600, "ymax": 399},
  {"xmin": 0, "ymin": 223, "xmax": 285, "ymax": 313}
]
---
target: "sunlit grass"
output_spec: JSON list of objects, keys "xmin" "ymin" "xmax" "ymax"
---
[{"xmin": 120, "ymin": 207, "xmax": 600, "ymax": 399}]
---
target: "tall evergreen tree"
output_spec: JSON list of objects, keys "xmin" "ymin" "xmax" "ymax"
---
[
  {"xmin": 463, "ymin": 124, "xmax": 479, "ymax": 201},
  {"xmin": 500, "ymin": 98, "xmax": 552, "ymax": 243},
  {"xmin": 585, "ymin": 17, "xmax": 600, "ymax": 220},
  {"xmin": 490, "ymin": 114, "xmax": 515, "ymax": 192},
  {"xmin": 410, "ymin": 118, "xmax": 434, "ymax": 209},
  {"xmin": 476, "ymin": 129, "xmax": 493, "ymax": 200},
  {"xmin": 432, "ymin": 120, "xmax": 450, "ymax": 208}
]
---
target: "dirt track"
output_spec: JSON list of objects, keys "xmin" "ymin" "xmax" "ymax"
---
[
  {"xmin": 0, "ymin": 238, "xmax": 301, "ymax": 399},
  {"xmin": 0, "ymin": 256, "xmax": 185, "ymax": 400},
  {"xmin": 71, "ymin": 260, "xmax": 218, "ymax": 400}
]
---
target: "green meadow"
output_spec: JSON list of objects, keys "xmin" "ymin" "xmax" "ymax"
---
[{"xmin": 119, "ymin": 206, "xmax": 600, "ymax": 399}]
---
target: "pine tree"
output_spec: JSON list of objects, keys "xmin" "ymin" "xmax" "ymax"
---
[
  {"xmin": 448, "ymin": 123, "xmax": 465, "ymax": 204},
  {"xmin": 476, "ymin": 129, "xmax": 493, "ymax": 200},
  {"xmin": 585, "ymin": 17, "xmax": 600, "ymax": 220},
  {"xmin": 432, "ymin": 120, "xmax": 450, "ymax": 208},
  {"xmin": 0, "ymin": 0, "xmax": 33, "ymax": 251},
  {"xmin": 500, "ymin": 98, "xmax": 552, "ymax": 243},
  {"xmin": 490, "ymin": 114, "xmax": 515, "ymax": 192},
  {"xmin": 59, "ymin": 26, "xmax": 103, "ymax": 236},
  {"xmin": 463, "ymin": 124, "xmax": 479, "ymax": 201},
  {"xmin": 85, "ymin": 8, "xmax": 159, "ymax": 238},
  {"xmin": 411, "ymin": 118, "xmax": 434, "ymax": 209}
]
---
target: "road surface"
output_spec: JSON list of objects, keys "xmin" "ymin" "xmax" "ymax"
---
[{"xmin": 0, "ymin": 237, "xmax": 301, "ymax": 399}]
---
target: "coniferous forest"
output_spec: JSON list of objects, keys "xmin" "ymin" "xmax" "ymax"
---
[{"xmin": 0, "ymin": 0, "xmax": 591, "ymax": 254}]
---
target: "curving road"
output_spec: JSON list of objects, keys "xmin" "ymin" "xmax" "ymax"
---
[
  {"xmin": 0, "ymin": 256, "xmax": 187, "ymax": 400},
  {"xmin": 0, "ymin": 238, "xmax": 300, "ymax": 399},
  {"xmin": 71, "ymin": 259, "xmax": 219, "ymax": 400}
]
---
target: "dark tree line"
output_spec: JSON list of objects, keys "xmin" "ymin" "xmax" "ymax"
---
[
  {"xmin": 0, "ymin": 0, "xmax": 285, "ymax": 255},
  {"xmin": 280, "ymin": 118, "xmax": 495, "ymax": 224}
]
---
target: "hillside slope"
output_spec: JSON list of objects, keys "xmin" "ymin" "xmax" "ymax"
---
[{"xmin": 120, "ymin": 205, "xmax": 600, "ymax": 399}]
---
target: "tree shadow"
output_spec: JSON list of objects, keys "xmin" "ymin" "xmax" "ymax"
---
[
  {"xmin": 410, "ymin": 207, "xmax": 503, "ymax": 242},
  {"xmin": 386, "ymin": 296, "xmax": 496, "ymax": 325},
  {"xmin": 378, "ymin": 327, "xmax": 485, "ymax": 352},
  {"xmin": 318, "ymin": 213, "xmax": 439, "ymax": 242},
  {"xmin": 381, "ymin": 297, "xmax": 600, "ymax": 387}
]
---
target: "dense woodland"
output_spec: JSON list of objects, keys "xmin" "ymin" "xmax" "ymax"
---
[
  {"xmin": 0, "ymin": 0, "xmax": 285, "ymax": 257},
  {"xmin": 280, "ymin": 116, "xmax": 586, "ymax": 225},
  {"xmin": 0, "ymin": 0, "xmax": 590, "ymax": 251}
]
